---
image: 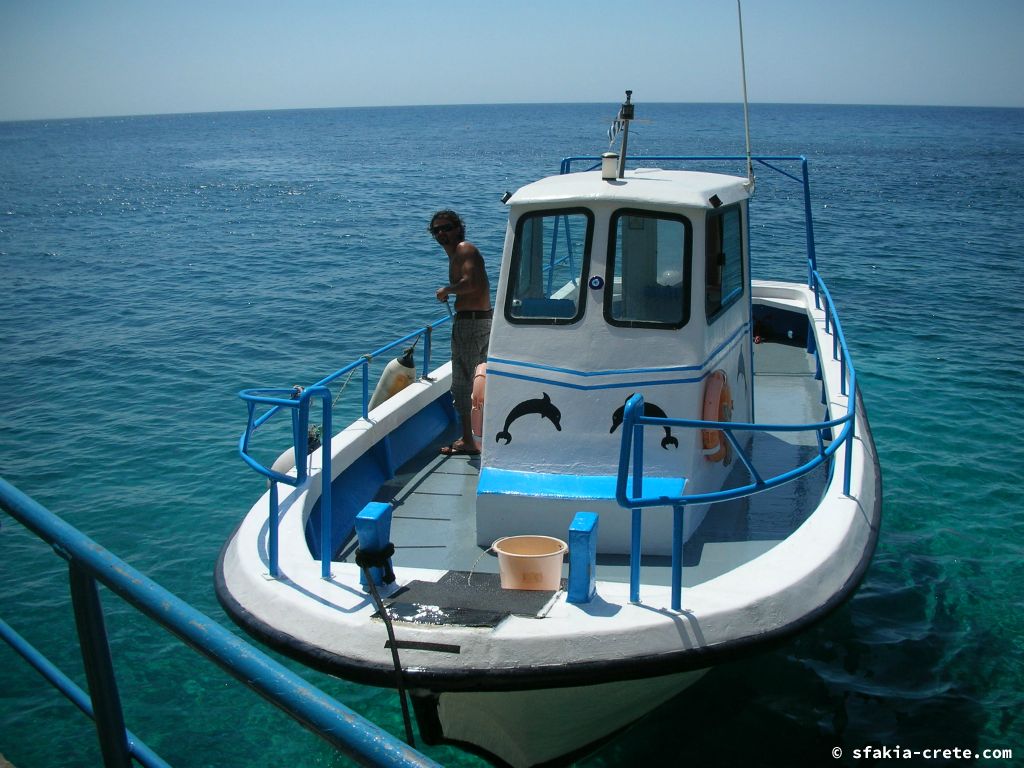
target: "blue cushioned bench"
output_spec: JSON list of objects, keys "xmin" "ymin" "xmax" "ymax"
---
[{"xmin": 477, "ymin": 467, "xmax": 687, "ymax": 503}]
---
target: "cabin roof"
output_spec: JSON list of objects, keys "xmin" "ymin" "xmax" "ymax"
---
[{"xmin": 509, "ymin": 168, "xmax": 750, "ymax": 210}]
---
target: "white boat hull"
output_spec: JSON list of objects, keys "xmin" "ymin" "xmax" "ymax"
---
[{"xmin": 419, "ymin": 670, "xmax": 706, "ymax": 767}]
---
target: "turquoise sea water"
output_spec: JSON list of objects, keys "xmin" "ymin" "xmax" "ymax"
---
[{"xmin": 1, "ymin": 103, "xmax": 1022, "ymax": 766}]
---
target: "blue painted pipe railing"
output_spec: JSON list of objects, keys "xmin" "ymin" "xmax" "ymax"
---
[
  {"xmin": 0, "ymin": 616, "xmax": 169, "ymax": 767},
  {"xmin": 240, "ymin": 385, "xmax": 332, "ymax": 577},
  {"xmin": 238, "ymin": 316, "xmax": 451, "ymax": 578},
  {"xmin": 311, "ymin": 316, "xmax": 452, "ymax": 411},
  {"xmin": 560, "ymin": 155, "xmax": 819, "ymax": 275},
  {"xmin": 242, "ymin": 317, "xmax": 451, "ymax": 437},
  {"xmin": 561, "ymin": 154, "xmax": 853, "ymax": 609},
  {"xmin": 544, "ymin": 214, "xmax": 580, "ymax": 294},
  {"xmin": 615, "ymin": 397, "xmax": 855, "ymax": 510},
  {"xmin": 614, "ymin": 270, "xmax": 858, "ymax": 609},
  {"xmin": 811, "ymin": 269, "xmax": 857, "ymax": 491},
  {"xmin": 0, "ymin": 477, "xmax": 440, "ymax": 768}
]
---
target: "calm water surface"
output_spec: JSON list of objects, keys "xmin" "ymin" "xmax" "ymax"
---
[{"xmin": 1, "ymin": 102, "xmax": 1022, "ymax": 766}]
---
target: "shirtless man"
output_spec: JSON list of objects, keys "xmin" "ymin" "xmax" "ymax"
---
[{"xmin": 430, "ymin": 209, "xmax": 491, "ymax": 455}]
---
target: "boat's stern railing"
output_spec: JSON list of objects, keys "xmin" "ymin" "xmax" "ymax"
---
[
  {"xmin": 614, "ymin": 273, "xmax": 858, "ymax": 610},
  {"xmin": 237, "ymin": 315, "xmax": 451, "ymax": 578}
]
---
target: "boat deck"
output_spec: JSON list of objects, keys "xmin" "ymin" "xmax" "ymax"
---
[{"xmin": 336, "ymin": 340, "xmax": 828, "ymax": 590}]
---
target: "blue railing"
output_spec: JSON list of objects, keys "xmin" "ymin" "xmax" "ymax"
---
[
  {"xmin": 613, "ymin": 271, "xmax": 858, "ymax": 610},
  {"xmin": 545, "ymin": 214, "xmax": 580, "ymax": 294},
  {"xmin": 560, "ymin": 154, "xmax": 818, "ymax": 277},
  {"xmin": 0, "ymin": 477, "xmax": 440, "ymax": 768},
  {"xmin": 238, "ymin": 316, "xmax": 451, "ymax": 578},
  {"xmin": 239, "ymin": 385, "xmax": 333, "ymax": 578},
  {"xmin": 306, "ymin": 316, "xmax": 452, "ymax": 421}
]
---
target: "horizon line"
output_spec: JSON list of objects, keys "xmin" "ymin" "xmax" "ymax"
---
[{"xmin": 3, "ymin": 98, "xmax": 1022, "ymax": 125}]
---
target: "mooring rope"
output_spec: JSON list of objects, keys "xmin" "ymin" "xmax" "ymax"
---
[
  {"xmin": 332, "ymin": 366, "xmax": 359, "ymax": 407},
  {"xmin": 355, "ymin": 546, "xmax": 414, "ymax": 746}
]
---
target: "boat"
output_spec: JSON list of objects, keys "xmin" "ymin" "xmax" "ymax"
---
[{"xmin": 216, "ymin": 92, "xmax": 881, "ymax": 766}]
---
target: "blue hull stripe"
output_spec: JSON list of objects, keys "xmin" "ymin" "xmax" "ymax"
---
[
  {"xmin": 487, "ymin": 325, "xmax": 748, "ymax": 391},
  {"xmin": 487, "ymin": 369, "xmax": 706, "ymax": 391}
]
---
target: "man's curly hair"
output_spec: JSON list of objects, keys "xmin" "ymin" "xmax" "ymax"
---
[{"xmin": 428, "ymin": 209, "xmax": 465, "ymax": 235}]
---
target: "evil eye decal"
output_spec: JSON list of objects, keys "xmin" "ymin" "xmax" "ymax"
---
[{"xmin": 588, "ymin": 276, "xmax": 604, "ymax": 290}]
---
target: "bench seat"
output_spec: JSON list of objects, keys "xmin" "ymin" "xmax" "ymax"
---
[{"xmin": 477, "ymin": 467, "xmax": 686, "ymax": 503}]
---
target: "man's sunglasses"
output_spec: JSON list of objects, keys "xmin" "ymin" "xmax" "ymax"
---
[{"xmin": 429, "ymin": 223, "xmax": 456, "ymax": 236}]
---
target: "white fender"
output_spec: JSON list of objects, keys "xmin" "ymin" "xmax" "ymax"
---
[{"xmin": 368, "ymin": 347, "xmax": 417, "ymax": 411}]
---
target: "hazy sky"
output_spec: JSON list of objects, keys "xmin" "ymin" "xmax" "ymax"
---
[{"xmin": 1, "ymin": 0, "xmax": 1022, "ymax": 122}]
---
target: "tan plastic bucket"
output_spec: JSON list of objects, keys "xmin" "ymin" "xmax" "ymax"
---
[{"xmin": 492, "ymin": 535, "xmax": 567, "ymax": 591}]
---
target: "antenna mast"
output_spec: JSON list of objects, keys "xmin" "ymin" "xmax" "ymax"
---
[
  {"xmin": 617, "ymin": 90, "xmax": 634, "ymax": 179},
  {"xmin": 737, "ymin": 0, "xmax": 754, "ymax": 191}
]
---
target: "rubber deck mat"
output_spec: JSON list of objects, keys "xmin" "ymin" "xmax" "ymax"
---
[{"xmin": 380, "ymin": 571, "xmax": 563, "ymax": 627}]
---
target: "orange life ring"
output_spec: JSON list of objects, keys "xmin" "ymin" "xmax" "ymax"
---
[
  {"xmin": 470, "ymin": 363, "xmax": 487, "ymax": 444},
  {"xmin": 702, "ymin": 370, "xmax": 733, "ymax": 462}
]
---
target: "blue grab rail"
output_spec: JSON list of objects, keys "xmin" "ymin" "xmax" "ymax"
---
[
  {"xmin": 238, "ymin": 316, "xmax": 451, "ymax": 578},
  {"xmin": 560, "ymin": 154, "xmax": 818, "ymax": 277},
  {"xmin": 614, "ymin": 269, "xmax": 859, "ymax": 610},
  {"xmin": 239, "ymin": 385, "xmax": 333, "ymax": 578},
  {"xmin": 615, "ymin": 392, "xmax": 854, "ymax": 509},
  {"xmin": 0, "ymin": 477, "xmax": 440, "ymax": 768},
  {"xmin": 309, "ymin": 316, "xmax": 452, "ymax": 419}
]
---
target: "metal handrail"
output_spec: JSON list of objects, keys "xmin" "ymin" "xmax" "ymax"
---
[
  {"xmin": 244, "ymin": 315, "xmax": 451, "ymax": 435},
  {"xmin": 615, "ymin": 394, "xmax": 854, "ymax": 511},
  {"xmin": 237, "ymin": 315, "xmax": 451, "ymax": 578},
  {"xmin": 811, "ymin": 269, "xmax": 857, "ymax": 494},
  {"xmin": 560, "ymin": 154, "xmax": 818, "ymax": 275},
  {"xmin": 0, "ymin": 617, "xmax": 167, "ymax": 767},
  {"xmin": 308, "ymin": 315, "xmax": 452, "ymax": 419},
  {"xmin": 0, "ymin": 477, "xmax": 439, "ymax": 768},
  {"xmin": 238, "ymin": 386, "xmax": 332, "ymax": 578},
  {"xmin": 613, "ymin": 269, "xmax": 860, "ymax": 610}
]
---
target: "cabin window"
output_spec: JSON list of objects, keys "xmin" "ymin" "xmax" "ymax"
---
[
  {"xmin": 505, "ymin": 208, "xmax": 593, "ymax": 325},
  {"xmin": 705, "ymin": 205, "xmax": 744, "ymax": 320},
  {"xmin": 604, "ymin": 209, "xmax": 691, "ymax": 329}
]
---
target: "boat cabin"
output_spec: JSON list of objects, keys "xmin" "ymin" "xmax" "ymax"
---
[{"xmin": 477, "ymin": 167, "xmax": 754, "ymax": 554}]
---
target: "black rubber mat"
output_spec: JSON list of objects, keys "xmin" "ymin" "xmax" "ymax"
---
[{"xmin": 381, "ymin": 571, "xmax": 563, "ymax": 627}]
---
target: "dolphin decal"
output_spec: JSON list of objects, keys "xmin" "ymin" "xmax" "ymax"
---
[
  {"xmin": 495, "ymin": 393, "xmax": 562, "ymax": 444},
  {"xmin": 610, "ymin": 395, "xmax": 679, "ymax": 450}
]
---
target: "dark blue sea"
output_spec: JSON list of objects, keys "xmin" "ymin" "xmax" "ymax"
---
[{"xmin": 1, "ymin": 103, "xmax": 1022, "ymax": 766}]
